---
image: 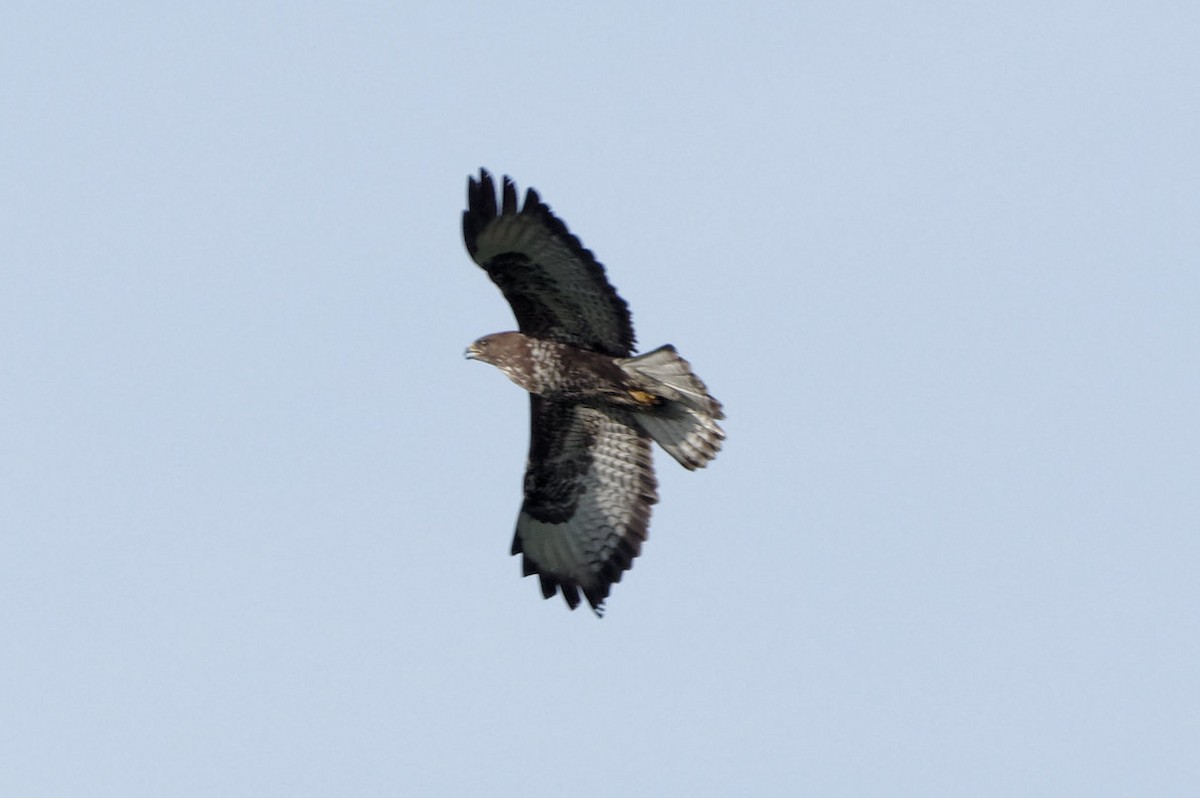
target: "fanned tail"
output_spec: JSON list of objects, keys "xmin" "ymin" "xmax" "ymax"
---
[{"xmin": 619, "ymin": 345, "xmax": 725, "ymax": 470}]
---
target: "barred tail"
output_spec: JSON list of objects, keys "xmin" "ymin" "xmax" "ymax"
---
[{"xmin": 619, "ymin": 345, "xmax": 725, "ymax": 470}]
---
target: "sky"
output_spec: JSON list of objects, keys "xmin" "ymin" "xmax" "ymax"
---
[{"xmin": 2, "ymin": 2, "xmax": 1198, "ymax": 795}]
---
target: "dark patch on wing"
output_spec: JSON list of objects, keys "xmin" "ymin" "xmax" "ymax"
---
[
  {"xmin": 463, "ymin": 169, "xmax": 636, "ymax": 357},
  {"xmin": 520, "ymin": 397, "xmax": 593, "ymax": 524}
]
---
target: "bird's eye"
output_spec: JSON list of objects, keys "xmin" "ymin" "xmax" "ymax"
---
[{"xmin": 478, "ymin": 339, "xmax": 489, "ymax": 348}]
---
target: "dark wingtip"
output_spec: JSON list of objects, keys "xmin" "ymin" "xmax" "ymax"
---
[
  {"xmin": 515, "ymin": 546, "xmax": 608, "ymax": 617},
  {"xmin": 502, "ymin": 175, "xmax": 519, "ymax": 215},
  {"xmin": 557, "ymin": 579, "xmax": 582, "ymax": 610},
  {"xmin": 584, "ymin": 587, "xmax": 608, "ymax": 618},
  {"xmin": 463, "ymin": 168, "xmax": 498, "ymax": 258}
]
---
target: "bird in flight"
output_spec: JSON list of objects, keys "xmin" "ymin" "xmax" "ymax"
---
[{"xmin": 462, "ymin": 169, "xmax": 724, "ymax": 615}]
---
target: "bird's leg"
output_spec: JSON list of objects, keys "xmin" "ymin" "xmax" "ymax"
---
[{"xmin": 628, "ymin": 389, "xmax": 664, "ymax": 406}]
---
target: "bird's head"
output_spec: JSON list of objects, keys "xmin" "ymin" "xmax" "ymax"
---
[
  {"xmin": 464, "ymin": 332, "xmax": 523, "ymax": 365},
  {"xmin": 464, "ymin": 334, "xmax": 495, "ymax": 364},
  {"xmin": 465, "ymin": 332, "xmax": 535, "ymax": 390}
]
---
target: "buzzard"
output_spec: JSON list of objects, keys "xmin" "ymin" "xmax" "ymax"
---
[{"xmin": 462, "ymin": 169, "xmax": 724, "ymax": 615}]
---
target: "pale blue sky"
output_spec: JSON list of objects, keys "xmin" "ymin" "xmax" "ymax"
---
[{"xmin": 3, "ymin": 2, "xmax": 1198, "ymax": 795}]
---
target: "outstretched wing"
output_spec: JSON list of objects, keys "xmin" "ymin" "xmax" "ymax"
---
[
  {"xmin": 463, "ymin": 169, "xmax": 636, "ymax": 357},
  {"xmin": 512, "ymin": 397, "xmax": 659, "ymax": 615}
]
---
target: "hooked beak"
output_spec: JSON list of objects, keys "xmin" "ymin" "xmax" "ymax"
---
[{"xmin": 464, "ymin": 343, "xmax": 478, "ymax": 360}]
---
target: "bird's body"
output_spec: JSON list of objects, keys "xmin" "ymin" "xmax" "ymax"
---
[{"xmin": 462, "ymin": 170, "xmax": 724, "ymax": 614}]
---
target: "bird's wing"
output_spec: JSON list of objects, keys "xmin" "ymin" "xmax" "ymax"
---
[
  {"xmin": 463, "ymin": 169, "xmax": 635, "ymax": 357},
  {"xmin": 512, "ymin": 396, "xmax": 658, "ymax": 615}
]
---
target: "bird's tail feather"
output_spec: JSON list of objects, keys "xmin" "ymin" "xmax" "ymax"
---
[{"xmin": 619, "ymin": 345, "xmax": 725, "ymax": 470}]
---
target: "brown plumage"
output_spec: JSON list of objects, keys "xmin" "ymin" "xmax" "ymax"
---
[{"xmin": 463, "ymin": 170, "xmax": 724, "ymax": 615}]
